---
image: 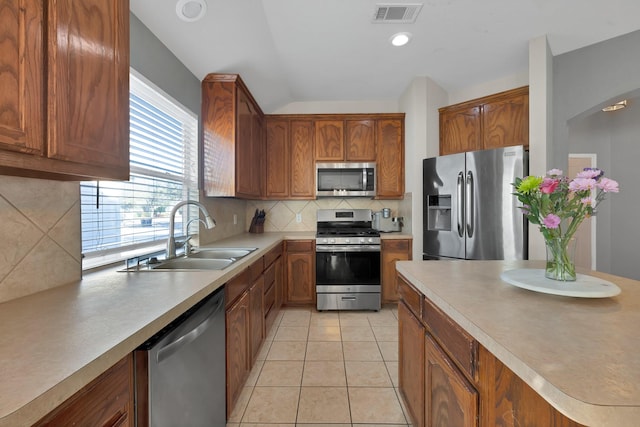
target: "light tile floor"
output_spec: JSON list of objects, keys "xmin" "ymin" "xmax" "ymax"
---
[{"xmin": 227, "ymin": 305, "xmax": 411, "ymax": 427}]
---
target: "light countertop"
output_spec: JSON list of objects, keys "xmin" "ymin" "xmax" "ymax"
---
[
  {"xmin": 396, "ymin": 259, "xmax": 640, "ymax": 427},
  {"xmin": 0, "ymin": 232, "xmax": 312, "ymax": 427}
]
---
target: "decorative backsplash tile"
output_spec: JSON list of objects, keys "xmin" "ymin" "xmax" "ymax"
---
[
  {"xmin": 0, "ymin": 176, "xmax": 81, "ymax": 303},
  {"xmin": 246, "ymin": 199, "xmax": 402, "ymax": 232}
]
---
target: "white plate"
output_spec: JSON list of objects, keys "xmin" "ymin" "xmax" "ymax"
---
[{"xmin": 500, "ymin": 268, "xmax": 621, "ymax": 298}]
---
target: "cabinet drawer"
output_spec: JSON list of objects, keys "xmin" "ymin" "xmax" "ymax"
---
[
  {"xmin": 422, "ymin": 296, "xmax": 477, "ymax": 380},
  {"xmin": 264, "ymin": 244, "xmax": 283, "ymax": 266},
  {"xmin": 226, "ymin": 268, "xmax": 251, "ymax": 307},
  {"xmin": 383, "ymin": 239, "xmax": 410, "ymax": 252},
  {"xmin": 35, "ymin": 355, "xmax": 133, "ymax": 426},
  {"xmin": 286, "ymin": 240, "xmax": 314, "ymax": 252},
  {"xmin": 248, "ymin": 257, "xmax": 265, "ymax": 282},
  {"xmin": 264, "ymin": 281, "xmax": 276, "ymax": 314},
  {"xmin": 264, "ymin": 262, "xmax": 276, "ymax": 288},
  {"xmin": 398, "ymin": 274, "xmax": 421, "ymax": 318}
]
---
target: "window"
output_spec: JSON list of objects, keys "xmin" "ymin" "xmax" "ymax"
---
[{"xmin": 81, "ymin": 70, "xmax": 199, "ymax": 268}]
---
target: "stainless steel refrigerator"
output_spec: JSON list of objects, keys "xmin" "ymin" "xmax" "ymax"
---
[{"xmin": 423, "ymin": 145, "xmax": 528, "ymax": 260}]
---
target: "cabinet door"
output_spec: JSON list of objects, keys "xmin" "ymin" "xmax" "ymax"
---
[
  {"xmin": 399, "ymin": 300, "xmax": 425, "ymax": 427},
  {"xmin": 381, "ymin": 239, "xmax": 412, "ymax": 303},
  {"xmin": 315, "ymin": 120, "xmax": 344, "ymax": 161},
  {"xmin": 346, "ymin": 119, "xmax": 376, "ymax": 161},
  {"xmin": 376, "ymin": 119, "xmax": 404, "ymax": 199},
  {"xmin": 47, "ymin": 0, "xmax": 129, "ymax": 177},
  {"xmin": 482, "ymin": 93, "xmax": 529, "ymax": 150},
  {"xmin": 289, "ymin": 120, "xmax": 315, "ymax": 198},
  {"xmin": 236, "ymin": 88, "xmax": 262, "ymax": 198},
  {"xmin": 439, "ymin": 106, "xmax": 481, "ymax": 156},
  {"xmin": 0, "ymin": 1, "xmax": 44, "ymax": 156},
  {"xmin": 34, "ymin": 355, "xmax": 133, "ymax": 427},
  {"xmin": 249, "ymin": 277, "xmax": 265, "ymax": 364},
  {"xmin": 425, "ymin": 334, "xmax": 478, "ymax": 427},
  {"xmin": 226, "ymin": 291, "xmax": 250, "ymax": 416},
  {"xmin": 265, "ymin": 118, "xmax": 290, "ymax": 198},
  {"xmin": 285, "ymin": 241, "xmax": 315, "ymax": 304},
  {"xmin": 274, "ymin": 255, "xmax": 284, "ymax": 310}
]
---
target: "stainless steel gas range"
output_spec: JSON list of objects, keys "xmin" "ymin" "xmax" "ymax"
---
[{"xmin": 315, "ymin": 209, "xmax": 381, "ymax": 311}]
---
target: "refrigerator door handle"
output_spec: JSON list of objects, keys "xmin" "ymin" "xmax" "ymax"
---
[
  {"xmin": 457, "ymin": 172, "xmax": 464, "ymax": 237},
  {"xmin": 466, "ymin": 171, "xmax": 474, "ymax": 238}
]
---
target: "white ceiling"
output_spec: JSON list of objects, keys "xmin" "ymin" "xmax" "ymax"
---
[{"xmin": 130, "ymin": 0, "xmax": 640, "ymax": 113}]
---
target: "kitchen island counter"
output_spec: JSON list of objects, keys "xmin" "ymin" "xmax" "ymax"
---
[
  {"xmin": 0, "ymin": 232, "xmax": 312, "ymax": 427},
  {"xmin": 396, "ymin": 259, "xmax": 640, "ymax": 426}
]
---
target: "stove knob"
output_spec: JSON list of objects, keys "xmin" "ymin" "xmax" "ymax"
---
[
  {"xmin": 329, "ymin": 238, "xmax": 335, "ymax": 244},
  {"xmin": 360, "ymin": 238, "xmax": 365, "ymax": 244},
  {"xmin": 345, "ymin": 238, "xmax": 350, "ymax": 243},
  {"xmin": 367, "ymin": 238, "xmax": 373, "ymax": 243}
]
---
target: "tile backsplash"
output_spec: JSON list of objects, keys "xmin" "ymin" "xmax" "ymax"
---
[
  {"xmin": 0, "ymin": 176, "xmax": 81, "ymax": 303},
  {"xmin": 246, "ymin": 199, "xmax": 403, "ymax": 232}
]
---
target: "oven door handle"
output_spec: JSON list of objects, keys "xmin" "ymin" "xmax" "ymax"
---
[{"xmin": 316, "ymin": 245, "xmax": 381, "ymax": 253}]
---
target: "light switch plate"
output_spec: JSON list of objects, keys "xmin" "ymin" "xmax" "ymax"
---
[{"xmin": 296, "ymin": 213, "xmax": 302, "ymax": 223}]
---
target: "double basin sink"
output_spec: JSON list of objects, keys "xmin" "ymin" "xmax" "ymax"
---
[{"xmin": 128, "ymin": 247, "xmax": 257, "ymax": 271}]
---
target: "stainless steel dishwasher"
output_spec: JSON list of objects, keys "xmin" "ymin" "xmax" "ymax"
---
[{"xmin": 135, "ymin": 287, "xmax": 225, "ymax": 427}]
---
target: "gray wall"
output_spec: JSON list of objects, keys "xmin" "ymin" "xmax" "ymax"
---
[
  {"xmin": 555, "ymin": 30, "xmax": 640, "ymax": 279},
  {"xmin": 130, "ymin": 13, "xmax": 200, "ymax": 114}
]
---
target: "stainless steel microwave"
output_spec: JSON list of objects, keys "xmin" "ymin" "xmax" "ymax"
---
[{"xmin": 316, "ymin": 162, "xmax": 376, "ymax": 197}]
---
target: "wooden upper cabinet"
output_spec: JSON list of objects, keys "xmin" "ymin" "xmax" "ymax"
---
[
  {"xmin": 439, "ymin": 86, "xmax": 529, "ymax": 156},
  {"xmin": 0, "ymin": 0, "xmax": 130, "ymax": 181},
  {"xmin": 346, "ymin": 119, "xmax": 376, "ymax": 161},
  {"xmin": 315, "ymin": 120, "xmax": 344, "ymax": 161},
  {"xmin": 265, "ymin": 118, "xmax": 290, "ymax": 198},
  {"xmin": 482, "ymin": 92, "xmax": 529, "ymax": 150},
  {"xmin": 0, "ymin": 1, "xmax": 44, "ymax": 156},
  {"xmin": 265, "ymin": 117, "xmax": 315, "ymax": 200},
  {"xmin": 289, "ymin": 120, "xmax": 315, "ymax": 199},
  {"xmin": 439, "ymin": 106, "xmax": 481, "ymax": 156},
  {"xmin": 201, "ymin": 74, "xmax": 264, "ymax": 198},
  {"xmin": 376, "ymin": 119, "xmax": 404, "ymax": 199}
]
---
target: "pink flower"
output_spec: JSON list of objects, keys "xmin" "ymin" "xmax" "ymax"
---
[
  {"xmin": 577, "ymin": 168, "xmax": 603, "ymax": 179},
  {"xmin": 547, "ymin": 169, "xmax": 563, "ymax": 176},
  {"xmin": 597, "ymin": 177, "xmax": 619, "ymax": 193},
  {"xmin": 581, "ymin": 197, "xmax": 594, "ymax": 205},
  {"xmin": 542, "ymin": 214, "xmax": 561, "ymax": 229},
  {"xmin": 539, "ymin": 178, "xmax": 559, "ymax": 194},
  {"xmin": 568, "ymin": 178, "xmax": 596, "ymax": 192}
]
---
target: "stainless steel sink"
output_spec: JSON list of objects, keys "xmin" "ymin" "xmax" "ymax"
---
[
  {"xmin": 150, "ymin": 257, "xmax": 234, "ymax": 270},
  {"xmin": 187, "ymin": 248, "xmax": 257, "ymax": 259},
  {"xmin": 120, "ymin": 247, "xmax": 258, "ymax": 272}
]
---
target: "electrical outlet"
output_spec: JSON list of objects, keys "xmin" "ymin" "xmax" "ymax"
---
[
  {"xmin": 296, "ymin": 213, "xmax": 302, "ymax": 223},
  {"xmin": 233, "ymin": 214, "xmax": 237, "ymax": 225}
]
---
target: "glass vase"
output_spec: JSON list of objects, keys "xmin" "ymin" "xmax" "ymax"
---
[{"xmin": 545, "ymin": 237, "xmax": 577, "ymax": 281}]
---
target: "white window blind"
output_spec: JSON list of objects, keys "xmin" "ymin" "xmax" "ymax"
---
[{"xmin": 81, "ymin": 71, "xmax": 199, "ymax": 267}]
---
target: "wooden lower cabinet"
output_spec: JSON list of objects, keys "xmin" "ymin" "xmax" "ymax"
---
[
  {"xmin": 34, "ymin": 354, "xmax": 134, "ymax": 427},
  {"xmin": 381, "ymin": 238, "xmax": 412, "ymax": 302},
  {"xmin": 398, "ymin": 272, "xmax": 586, "ymax": 427},
  {"xmin": 249, "ymin": 276, "xmax": 264, "ymax": 365},
  {"xmin": 398, "ymin": 300, "xmax": 425, "ymax": 427},
  {"xmin": 284, "ymin": 240, "xmax": 315, "ymax": 305},
  {"xmin": 226, "ymin": 290, "xmax": 250, "ymax": 417},
  {"xmin": 425, "ymin": 334, "xmax": 478, "ymax": 427},
  {"xmin": 226, "ymin": 247, "xmax": 285, "ymax": 419}
]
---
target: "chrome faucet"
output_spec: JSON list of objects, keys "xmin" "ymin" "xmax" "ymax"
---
[{"xmin": 167, "ymin": 201, "xmax": 216, "ymax": 259}]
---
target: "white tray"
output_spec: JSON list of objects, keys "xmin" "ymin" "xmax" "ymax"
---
[{"xmin": 500, "ymin": 268, "xmax": 621, "ymax": 298}]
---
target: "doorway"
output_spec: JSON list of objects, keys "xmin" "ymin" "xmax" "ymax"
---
[{"xmin": 567, "ymin": 154, "xmax": 597, "ymax": 270}]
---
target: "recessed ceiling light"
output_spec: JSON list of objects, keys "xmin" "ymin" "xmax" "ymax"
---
[
  {"xmin": 176, "ymin": 0, "xmax": 207, "ymax": 22},
  {"xmin": 390, "ymin": 32, "xmax": 411, "ymax": 47},
  {"xmin": 602, "ymin": 100, "xmax": 627, "ymax": 112}
]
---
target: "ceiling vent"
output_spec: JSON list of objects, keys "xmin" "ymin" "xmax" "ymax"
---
[{"xmin": 372, "ymin": 4, "xmax": 423, "ymax": 24}]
